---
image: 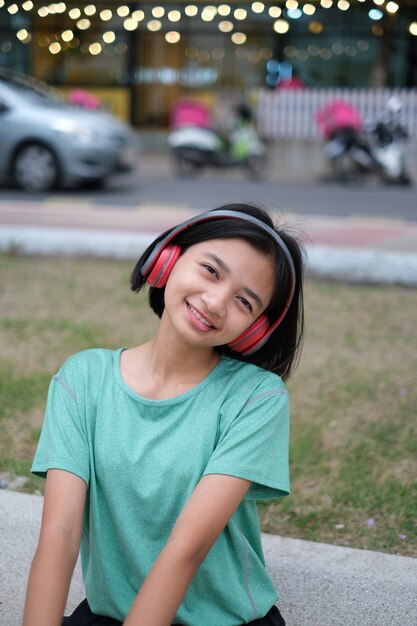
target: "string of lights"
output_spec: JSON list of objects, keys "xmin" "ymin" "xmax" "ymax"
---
[{"xmin": 1, "ymin": 1, "xmax": 415, "ymax": 58}]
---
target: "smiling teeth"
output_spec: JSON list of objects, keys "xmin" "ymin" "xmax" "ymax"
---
[{"xmin": 188, "ymin": 304, "xmax": 213, "ymax": 328}]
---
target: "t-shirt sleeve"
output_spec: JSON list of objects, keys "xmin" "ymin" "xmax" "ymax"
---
[
  {"xmin": 202, "ymin": 377, "xmax": 290, "ymax": 500},
  {"xmin": 31, "ymin": 358, "xmax": 90, "ymax": 485}
]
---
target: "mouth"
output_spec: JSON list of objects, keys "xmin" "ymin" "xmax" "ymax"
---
[{"xmin": 187, "ymin": 302, "xmax": 216, "ymax": 329}]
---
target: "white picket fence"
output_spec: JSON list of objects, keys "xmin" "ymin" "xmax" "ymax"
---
[{"xmin": 255, "ymin": 88, "xmax": 417, "ymax": 140}]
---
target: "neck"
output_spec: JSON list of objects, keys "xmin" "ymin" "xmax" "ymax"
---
[{"xmin": 141, "ymin": 326, "xmax": 220, "ymax": 385}]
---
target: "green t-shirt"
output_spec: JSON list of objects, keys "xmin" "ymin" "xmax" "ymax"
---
[{"xmin": 32, "ymin": 348, "xmax": 290, "ymax": 626}]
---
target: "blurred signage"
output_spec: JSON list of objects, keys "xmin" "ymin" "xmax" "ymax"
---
[{"xmin": 134, "ymin": 65, "xmax": 218, "ymax": 87}]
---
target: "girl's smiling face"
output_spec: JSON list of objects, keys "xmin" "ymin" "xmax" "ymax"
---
[{"xmin": 161, "ymin": 238, "xmax": 275, "ymax": 350}]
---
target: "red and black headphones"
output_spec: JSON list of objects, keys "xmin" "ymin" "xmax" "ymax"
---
[{"xmin": 140, "ymin": 210, "xmax": 296, "ymax": 356}]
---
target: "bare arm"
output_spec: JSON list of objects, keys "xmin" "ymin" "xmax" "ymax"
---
[
  {"xmin": 22, "ymin": 469, "xmax": 87, "ymax": 626},
  {"xmin": 123, "ymin": 473, "xmax": 251, "ymax": 626}
]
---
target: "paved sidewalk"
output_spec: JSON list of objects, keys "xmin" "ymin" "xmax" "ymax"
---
[
  {"xmin": 1, "ymin": 199, "xmax": 417, "ymax": 285},
  {"xmin": 1, "ymin": 490, "xmax": 417, "ymax": 626}
]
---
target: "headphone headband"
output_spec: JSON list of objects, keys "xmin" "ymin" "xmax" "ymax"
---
[
  {"xmin": 142, "ymin": 209, "xmax": 295, "ymax": 288},
  {"xmin": 140, "ymin": 209, "xmax": 297, "ymax": 354}
]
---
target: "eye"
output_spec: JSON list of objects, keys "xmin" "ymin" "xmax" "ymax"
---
[
  {"xmin": 202, "ymin": 263, "xmax": 218, "ymax": 278},
  {"xmin": 237, "ymin": 296, "xmax": 253, "ymax": 312}
]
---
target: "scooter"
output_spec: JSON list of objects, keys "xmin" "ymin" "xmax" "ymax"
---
[
  {"xmin": 168, "ymin": 104, "xmax": 267, "ymax": 179},
  {"xmin": 317, "ymin": 98, "xmax": 411, "ymax": 185}
]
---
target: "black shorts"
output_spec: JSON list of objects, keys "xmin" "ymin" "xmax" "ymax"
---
[{"xmin": 62, "ymin": 598, "xmax": 286, "ymax": 626}]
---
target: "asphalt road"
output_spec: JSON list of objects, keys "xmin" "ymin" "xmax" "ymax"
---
[{"xmin": 0, "ymin": 157, "xmax": 416, "ymax": 221}]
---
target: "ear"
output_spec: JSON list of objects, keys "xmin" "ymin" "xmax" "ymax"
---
[{"xmin": 146, "ymin": 244, "xmax": 182, "ymax": 288}]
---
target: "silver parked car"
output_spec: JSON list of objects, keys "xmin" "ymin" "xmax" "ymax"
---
[{"xmin": 0, "ymin": 68, "xmax": 140, "ymax": 191}]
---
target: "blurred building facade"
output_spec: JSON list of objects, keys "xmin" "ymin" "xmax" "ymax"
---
[{"xmin": 1, "ymin": 0, "xmax": 416, "ymax": 126}]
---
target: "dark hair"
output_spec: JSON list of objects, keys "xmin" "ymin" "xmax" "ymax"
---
[{"xmin": 131, "ymin": 203, "xmax": 304, "ymax": 380}]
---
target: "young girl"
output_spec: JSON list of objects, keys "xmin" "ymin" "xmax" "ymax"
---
[{"xmin": 23, "ymin": 203, "xmax": 304, "ymax": 626}]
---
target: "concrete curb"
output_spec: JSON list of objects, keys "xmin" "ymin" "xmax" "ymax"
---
[
  {"xmin": 307, "ymin": 245, "xmax": 417, "ymax": 286},
  {"xmin": 1, "ymin": 225, "xmax": 417, "ymax": 287},
  {"xmin": 263, "ymin": 533, "xmax": 417, "ymax": 626},
  {"xmin": 1, "ymin": 490, "xmax": 416, "ymax": 626},
  {"xmin": 0, "ymin": 226, "xmax": 152, "ymax": 260},
  {"xmin": 0, "ymin": 491, "xmax": 84, "ymax": 626}
]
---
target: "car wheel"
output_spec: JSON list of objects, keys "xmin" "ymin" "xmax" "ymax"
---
[{"xmin": 13, "ymin": 144, "xmax": 59, "ymax": 191}]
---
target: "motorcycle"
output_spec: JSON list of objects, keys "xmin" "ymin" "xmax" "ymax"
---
[
  {"xmin": 316, "ymin": 98, "xmax": 411, "ymax": 185},
  {"xmin": 168, "ymin": 104, "xmax": 267, "ymax": 179}
]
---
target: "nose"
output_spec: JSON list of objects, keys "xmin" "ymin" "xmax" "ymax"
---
[{"xmin": 201, "ymin": 286, "xmax": 228, "ymax": 317}]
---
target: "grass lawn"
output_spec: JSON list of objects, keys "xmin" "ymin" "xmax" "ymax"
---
[{"xmin": 1, "ymin": 255, "xmax": 416, "ymax": 557}]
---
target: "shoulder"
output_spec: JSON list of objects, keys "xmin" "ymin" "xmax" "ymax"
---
[
  {"xmin": 49, "ymin": 348, "xmax": 120, "ymax": 407},
  {"xmin": 217, "ymin": 357, "xmax": 288, "ymax": 416},
  {"xmin": 56, "ymin": 348, "xmax": 118, "ymax": 381},
  {"xmin": 220, "ymin": 356, "xmax": 286, "ymax": 395}
]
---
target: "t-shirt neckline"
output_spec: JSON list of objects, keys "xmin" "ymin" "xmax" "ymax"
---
[{"xmin": 113, "ymin": 347, "xmax": 227, "ymax": 406}]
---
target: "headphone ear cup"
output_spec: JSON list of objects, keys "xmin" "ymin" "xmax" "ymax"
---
[
  {"xmin": 146, "ymin": 244, "xmax": 181, "ymax": 288},
  {"xmin": 227, "ymin": 314, "xmax": 270, "ymax": 355}
]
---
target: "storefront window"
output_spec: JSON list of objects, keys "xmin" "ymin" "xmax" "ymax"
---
[
  {"xmin": 132, "ymin": 23, "xmax": 275, "ymax": 125},
  {"xmin": 0, "ymin": 7, "xmax": 31, "ymax": 72},
  {"xmin": 0, "ymin": 1, "xmax": 415, "ymax": 126}
]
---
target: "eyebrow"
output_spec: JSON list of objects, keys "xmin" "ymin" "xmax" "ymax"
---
[{"xmin": 204, "ymin": 253, "xmax": 264, "ymax": 309}]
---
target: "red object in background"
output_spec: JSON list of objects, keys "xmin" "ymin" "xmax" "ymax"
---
[
  {"xmin": 170, "ymin": 99, "xmax": 211, "ymax": 128},
  {"xmin": 279, "ymin": 76, "xmax": 305, "ymax": 90},
  {"xmin": 68, "ymin": 88, "xmax": 100, "ymax": 110},
  {"xmin": 316, "ymin": 100, "xmax": 363, "ymax": 139}
]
